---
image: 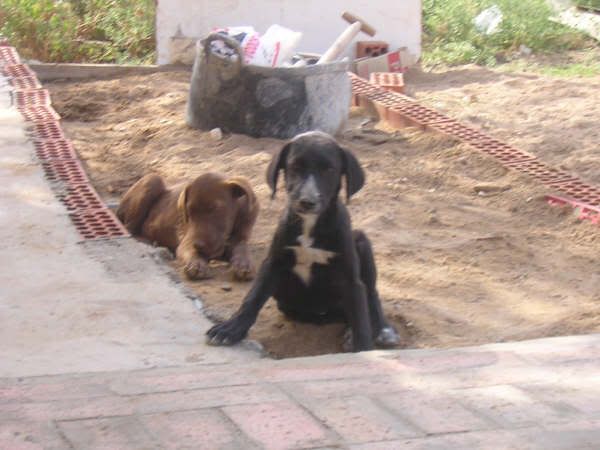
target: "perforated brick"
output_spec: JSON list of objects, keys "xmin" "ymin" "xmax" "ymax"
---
[
  {"xmin": 390, "ymin": 104, "xmax": 453, "ymax": 128},
  {"xmin": 18, "ymin": 105, "xmax": 60, "ymax": 122},
  {"xmin": 41, "ymin": 159, "xmax": 89, "ymax": 185},
  {"xmin": 349, "ymin": 72, "xmax": 414, "ymax": 105},
  {"xmin": 1, "ymin": 63, "xmax": 36, "ymax": 79},
  {"xmin": 370, "ymin": 72, "xmax": 405, "ymax": 93},
  {"xmin": 0, "ymin": 47, "xmax": 20, "ymax": 65},
  {"xmin": 363, "ymin": 90, "xmax": 390, "ymax": 103},
  {"xmin": 29, "ymin": 121, "xmax": 65, "ymax": 141},
  {"xmin": 56, "ymin": 184, "xmax": 105, "ymax": 212},
  {"xmin": 367, "ymin": 90, "xmax": 414, "ymax": 106},
  {"xmin": 547, "ymin": 195, "xmax": 600, "ymax": 224},
  {"xmin": 368, "ymin": 96, "xmax": 404, "ymax": 121},
  {"xmin": 9, "ymin": 76, "xmax": 41, "ymax": 90},
  {"xmin": 349, "ymin": 73, "xmax": 373, "ymax": 95},
  {"xmin": 356, "ymin": 41, "xmax": 389, "ymax": 58},
  {"xmin": 14, "ymin": 89, "xmax": 51, "ymax": 107},
  {"xmin": 505, "ymin": 160, "xmax": 577, "ymax": 186},
  {"xmin": 429, "ymin": 121, "xmax": 492, "ymax": 142},
  {"xmin": 469, "ymin": 139, "xmax": 536, "ymax": 164},
  {"xmin": 553, "ymin": 180, "xmax": 600, "ymax": 206},
  {"xmin": 69, "ymin": 208, "xmax": 130, "ymax": 240},
  {"xmin": 429, "ymin": 121, "xmax": 536, "ymax": 164},
  {"xmin": 358, "ymin": 85, "xmax": 384, "ymax": 98},
  {"xmin": 33, "ymin": 139, "xmax": 77, "ymax": 160}
]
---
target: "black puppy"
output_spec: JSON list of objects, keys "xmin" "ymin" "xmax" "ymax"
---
[{"xmin": 206, "ymin": 131, "xmax": 399, "ymax": 351}]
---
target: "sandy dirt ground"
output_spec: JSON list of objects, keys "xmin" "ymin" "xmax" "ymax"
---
[{"xmin": 47, "ymin": 66, "xmax": 600, "ymax": 358}]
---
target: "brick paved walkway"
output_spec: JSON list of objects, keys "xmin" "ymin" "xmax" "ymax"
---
[{"xmin": 1, "ymin": 334, "xmax": 599, "ymax": 449}]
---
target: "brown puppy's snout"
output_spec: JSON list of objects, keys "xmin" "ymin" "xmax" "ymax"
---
[
  {"xmin": 190, "ymin": 226, "xmax": 226, "ymax": 259},
  {"xmin": 194, "ymin": 240, "xmax": 207, "ymax": 254}
]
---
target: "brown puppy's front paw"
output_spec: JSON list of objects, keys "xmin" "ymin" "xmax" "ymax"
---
[
  {"xmin": 231, "ymin": 255, "xmax": 254, "ymax": 281},
  {"xmin": 184, "ymin": 259, "xmax": 211, "ymax": 280}
]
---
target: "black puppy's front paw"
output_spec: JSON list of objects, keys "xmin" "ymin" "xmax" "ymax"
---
[
  {"xmin": 342, "ymin": 327, "xmax": 375, "ymax": 352},
  {"xmin": 206, "ymin": 318, "xmax": 248, "ymax": 346},
  {"xmin": 375, "ymin": 326, "xmax": 401, "ymax": 348},
  {"xmin": 342, "ymin": 327, "xmax": 354, "ymax": 352}
]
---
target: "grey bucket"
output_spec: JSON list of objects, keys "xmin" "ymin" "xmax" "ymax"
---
[{"xmin": 186, "ymin": 33, "xmax": 351, "ymax": 139}]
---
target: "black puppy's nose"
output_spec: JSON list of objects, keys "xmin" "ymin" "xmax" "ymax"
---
[{"xmin": 299, "ymin": 199, "xmax": 317, "ymax": 211}]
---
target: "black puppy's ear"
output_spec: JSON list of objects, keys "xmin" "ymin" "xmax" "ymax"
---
[
  {"xmin": 266, "ymin": 142, "xmax": 291, "ymax": 199},
  {"xmin": 341, "ymin": 147, "xmax": 365, "ymax": 201}
]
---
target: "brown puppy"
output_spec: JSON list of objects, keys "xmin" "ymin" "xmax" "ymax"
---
[{"xmin": 117, "ymin": 173, "xmax": 259, "ymax": 280}]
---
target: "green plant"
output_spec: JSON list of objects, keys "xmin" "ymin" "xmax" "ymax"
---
[
  {"xmin": 0, "ymin": 0, "xmax": 155, "ymax": 63},
  {"xmin": 575, "ymin": 0, "xmax": 600, "ymax": 9},
  {"xmin": 423, "ymin": 0, "xmax": 593, "ymax": 66}
]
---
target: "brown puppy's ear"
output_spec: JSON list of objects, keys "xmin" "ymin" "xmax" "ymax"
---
[
  {"xmin": 341, "ymin": 147, "xmax": 365, "ymax": 202},
  {"xmin": 177, "ymin": 185, "xmax": 189, "ymax": 224},
  {"xmin": 226, "ymin": 177, "xmax": 257, "ymax": 206},
  {"xmin": 266, "ymin": 142, "xmax": 291, "ymax": 199}
]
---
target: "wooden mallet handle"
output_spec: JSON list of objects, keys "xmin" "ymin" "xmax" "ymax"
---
[{"xmin": 342, "ymin": 12, "xmax": 376, "ymax": 37}]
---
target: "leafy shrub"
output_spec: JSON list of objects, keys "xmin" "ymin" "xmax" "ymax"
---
[
  {"xmin": 0, "ymin": 0, "xmax": 155, "ymax": 63},
  {"xmin": 575, "ymin": 0, "xmax": 600, "ymax": 9},
  {"xmin": 423, "ymin": 0, "xmax": 593, "ymax": 66}
]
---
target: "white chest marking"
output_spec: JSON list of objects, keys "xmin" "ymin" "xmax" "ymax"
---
[{"xmin": 287, "ymin": 214, "xmax": 336, "ymax": 285}]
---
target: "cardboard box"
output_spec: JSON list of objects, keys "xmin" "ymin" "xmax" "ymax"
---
[{"xmin": 353, "ymin": 47, "xmax": 415, "ymax": 78}]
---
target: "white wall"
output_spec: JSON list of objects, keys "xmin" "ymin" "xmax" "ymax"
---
[{"xmin": 156, "ymin": 0, "xmax": 421, "ymax": 65}]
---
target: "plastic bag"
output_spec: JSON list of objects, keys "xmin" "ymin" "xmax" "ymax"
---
[
  {"xmin": 211, "ymin": 25, "xmax": 302, "ymax": 67},
  {"xmin": 474, "ymin": 5, "xmax": 503, "ymax": 35},
  {"xmin": 250, "ymin": 25, "xmax": 303, "ymax": 67}
]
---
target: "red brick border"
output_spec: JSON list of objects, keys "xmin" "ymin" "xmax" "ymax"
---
[
  {"xmin": 6, "ymin": 44, "xmax": 129, "ymax": 240},
  {"xmin": 18, "ymin": 105, "xmax": 61, "ymax": 123},
  {"xmin": 8, "ymin": 75, "xmax": 42, "ymax": 90},
  {"xmin": 33, "ymin": 140, "xmax": 78, "ymax": 160},
  {"xmin": 1, "ymin": 63, "xmax": 36, "ymax": 78},
  {"xmin": 14, "ymin": 88, "xmax": 51, "ymax": 107},
  {"xmin": 41, "ymin": 159, "xmax": 90, "ymax": 185},
  {"xmin": 547, "ymin": 195, "xmax": 600, "ymax": 224},
  {"xmin": 0, "ymin": 46, "xmax": 20, "ymax": 65},
  {"xmin": 28, "ymin": 120, "xmax": 66, "ymax": 141},
  {"xmin": 69, "ymin": 209, "xmax": 130, "ymax": 240}
]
